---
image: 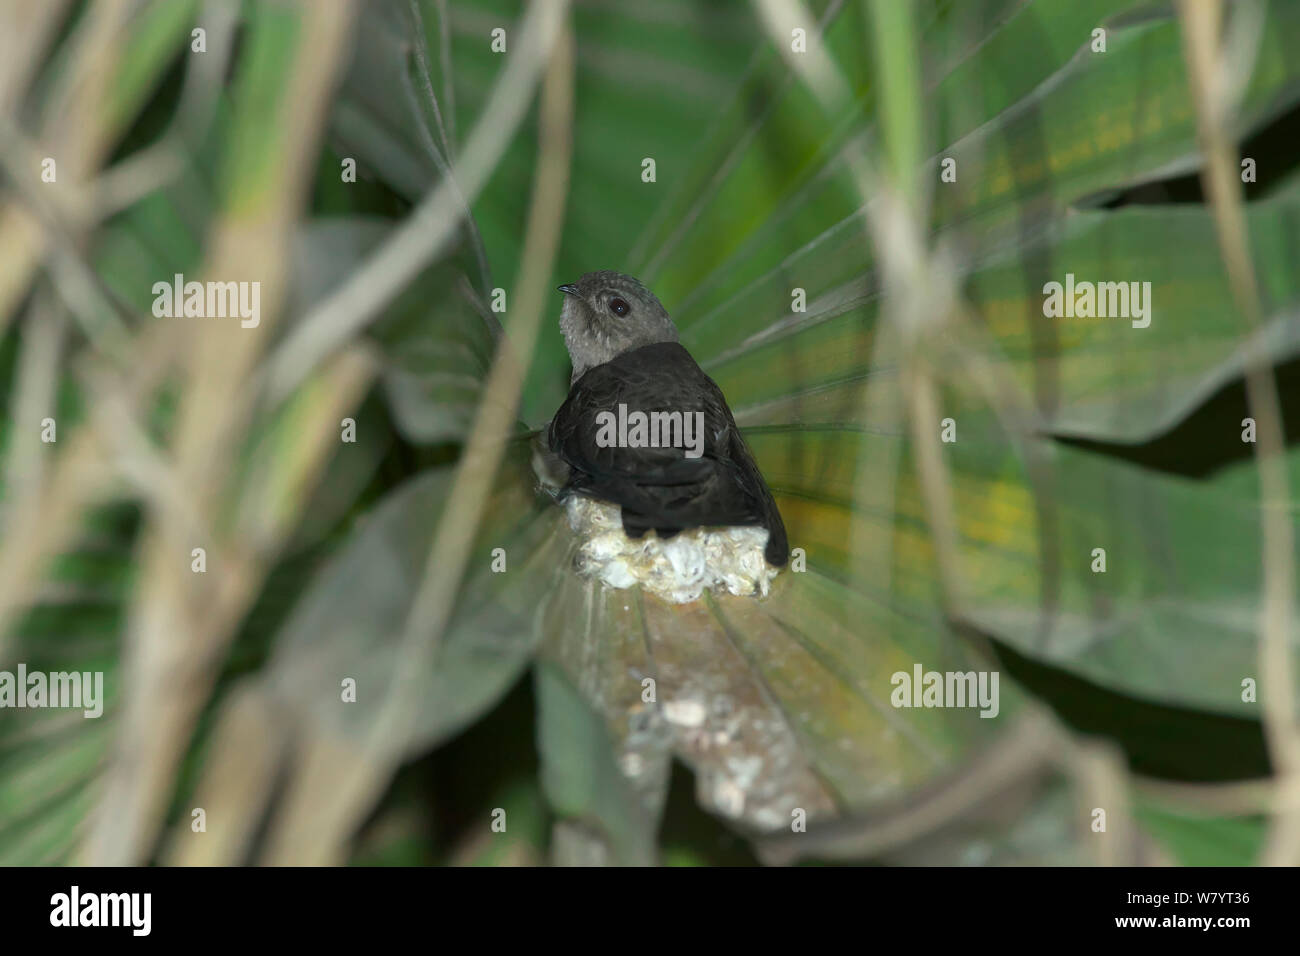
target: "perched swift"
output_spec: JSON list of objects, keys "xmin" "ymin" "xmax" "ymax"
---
[{"xmin": 546, "ymin": 271, "xmax": 788, "ymax": 573}]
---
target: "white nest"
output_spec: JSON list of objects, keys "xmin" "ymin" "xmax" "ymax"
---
[{"xmin": 563, "ymin": 495, "xmax": 779, "ymax": 604}]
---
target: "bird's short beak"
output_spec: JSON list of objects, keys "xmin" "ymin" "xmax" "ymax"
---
[{"xmin": 557, "ymin": 284, "xmax": 580, "ymax": 297}]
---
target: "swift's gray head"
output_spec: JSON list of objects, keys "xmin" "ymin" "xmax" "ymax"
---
[{"xmin": 557, "ymin": 270, "xmax": 678, "ymax": 381}]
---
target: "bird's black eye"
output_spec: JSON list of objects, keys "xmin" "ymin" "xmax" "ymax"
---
[{"xmin": 609, "ymin": 296, "xmax": 630, "ymax": 317}]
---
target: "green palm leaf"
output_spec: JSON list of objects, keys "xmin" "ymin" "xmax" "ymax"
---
[{"xmin": 4, "ymin": 0, "xmax": 1297, "ymax": 867}]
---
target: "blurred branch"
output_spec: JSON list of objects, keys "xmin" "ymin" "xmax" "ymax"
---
[
  {"xmin": 752, "ymin": 0, "xmax": 969, "ymax": 616},
  {"xmin": 0, "ymin": 114, "xmax": 133, "ymax": 350},
  {"xmin": 0, "ymin": 322, "xmax": 179, "ymax": 668},
  {"xmin": 755, "ymin": 712, "xmax": 1060, "ymax": 864},
  {"xmin": 263, "ymin": 0, "xmax": 571, "ymax": 403},
  {"xmin": 162, "ymin": 684, "xmax": 290, "ymax": 866},
  {"xmin": 0, "ymin": 0, "xmax": 74, "ymax": 115},
  {"xmin": 752, "ymin": 0, "xmax": 853, "ymax": 108},
  {"xmin": 0, "ymin": 3, "xmax": 202, "ymax": 634},
  {"xmin": 81, "ymin": 0, "xmax": 361, "ymax": 866},
  {"xmin": 78, "ymin": 360, "xmax": 213, "ymax": 551},
  {"xmin": 860, "ymin": 0, "xmax": 967, "ymax": 619},
  {"xmin": 1177, "ymin": 0, "xmax": 1300, "ymax": 868},
  {"xmin": 2, "ymin": 291, "xmax": 67, "ymax": 540},
  {"xmin": 86, "ymin": 0, "xmax": 238, "ymax": 220},
  {"xmin": 0, "ymin": 0, "xmax": 137, "ymax": 332},
  {"xmin": 256, "ymin": 14, "xmax": 576, "ymax": 867},
  {"xmin": 757, "ymin": 708, "xmax": 1147, "ymax": 865},
  {"xmin": 748, "ymin": 0, "xmax": 1152, "ymax": 864},
  {"xmin": 1136, "ymin": 775, "xmax": 1300, "ymax": 817}
]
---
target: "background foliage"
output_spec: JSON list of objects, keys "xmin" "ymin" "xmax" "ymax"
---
[{"xmin": 1, "ymin": 0, "xmax": 1298, "ymax": 866}]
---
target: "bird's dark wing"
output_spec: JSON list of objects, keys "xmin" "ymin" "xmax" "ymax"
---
[{"xmin": 548, "ymin": 342, "xmax": 788, "ymax": 565}]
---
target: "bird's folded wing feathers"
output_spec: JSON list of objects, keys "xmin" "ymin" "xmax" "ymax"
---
[{"xmin": 548, "ymin": 343, "xmax": 765, "ymax": 526}]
